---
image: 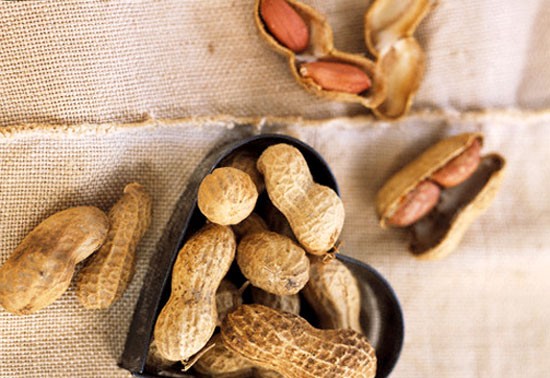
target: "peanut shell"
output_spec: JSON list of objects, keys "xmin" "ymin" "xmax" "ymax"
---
[
  {"xmin": 198, "ymin": 167, "xmax": 258, "ymax": 226},
  {"xmin": 0, "ymin": 207, "xmax": 109, "ymax": 315},
  {"xmin": 373, "ymin": 37, "xmax": 426, "ymax": 120},
  {"xmin": 303, "ymin": 257, "xmax": 362, "ymax": 332},
  {"xmin": 153, "ymin": 224, "xmax": 236, "ymax": 362},
  {"xmin": 365, "ymin": 0, "xmax": 437, "ymax": 56},
  {"xmin": 232, "ymin": 213, "xmax": 268, "ymax": 240},
  {"xmin": 221, "ymin": 304, "xmax": 377, "ymax": 378},
  {"xmin": 257, "ymin": 144, "xmax": 345, "ymax": 255},
  {"xmin": 251, "ymin": 287, "xmax": 301, "ymax": 315},
  {"xmin": 77, "ymin": 183, "xmax": 152, "ymax": 309},
  {"xmin": 223, "ymin": 150, "xmax": 265, "ymax": 194},
  {"xmin": 237, "ymin": 231, "xmax": 309, "ymax": 296},
  {"xmin": 194, "ymin": 334, "xmax": 255, "ymax": 377}
]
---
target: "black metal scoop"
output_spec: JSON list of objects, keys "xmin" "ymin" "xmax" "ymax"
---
[{"xmin": 120, "ymin": 134, "xmax": 404, "ymax": 378}]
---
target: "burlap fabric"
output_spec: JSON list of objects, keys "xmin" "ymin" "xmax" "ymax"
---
[{"xmin": 1, "ymin": 1, "xmax": 550, "ymax": 378}]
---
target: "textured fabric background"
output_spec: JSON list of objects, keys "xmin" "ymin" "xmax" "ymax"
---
[
  {"xmin": 0, "ymin": 0, "xmax": 549, "ymax": 377},
  {"xmin": 0, "ymin": 0, "xmax": 549, "ymax": 126}
]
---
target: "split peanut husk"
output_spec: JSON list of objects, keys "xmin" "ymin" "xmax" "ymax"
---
[
  {"xmin": 376, "ymin": 133, "xmax": 506, "ymax": 260},
  {"xmin": 254, "ymin": 0, "xmax": 386, "ymax": 109},
  {"xmin": 365, "ymin": 0, "xmax": 437, "ymax": 119}
]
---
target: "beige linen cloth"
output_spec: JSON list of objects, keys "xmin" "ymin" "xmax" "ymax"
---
[{"xmin": 0, "ymin": 1, "xmax": 549, "ymax": 378}]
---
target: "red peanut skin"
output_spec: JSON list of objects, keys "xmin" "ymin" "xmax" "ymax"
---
[
  {"xmin": 261, "ymin": 0, "xmax": 309, "ymax": 53},
  {"xmin": 432, "ymin": 139, "xmax": 481, "ymax": 188},
  {"xmin": 388, "ymin": 180, "xmax": 440, "ymax": 227},
  {"xmin": 300, "ymin": 62, "xmax": 372, "ymax": 94}
]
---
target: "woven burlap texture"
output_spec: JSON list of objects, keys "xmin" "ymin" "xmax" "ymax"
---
[
  {"xmin": 0, "ymin": 0, "xmax": 549, "ymax": 126},
  {"xmin": 0, "ymin": 112, "xmax": 549, "ymax": 378}
]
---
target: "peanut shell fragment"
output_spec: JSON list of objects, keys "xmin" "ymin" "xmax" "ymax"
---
[
  {"xmin": 77, "ymin": 183, "xmax": 152, "ymax": 309},
  {"xmin": 0, "ymin": 206, "xmax": 109, "ymax": 315}
]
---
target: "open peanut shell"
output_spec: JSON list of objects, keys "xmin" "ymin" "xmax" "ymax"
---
[
  {"xmin": 365, "ymin": 0, "xmax": 437, "ymax": 57},
  {"xmin": 373, "ymin": 38, "xmax": 425, "ymax": 120},
  {"xmin": 254, "ymin": 0, "xmax": 386, "ymax": 109},
  {"xmin": 376, "ymin": 133, "xmax": 506, "ymax": 260}
]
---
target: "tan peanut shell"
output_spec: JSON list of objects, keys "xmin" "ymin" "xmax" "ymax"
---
[
  {"xmin": 77, "ymin": 183, "xmax": 152, "ymax": 309},
  {"xmin": 303, "ymin": 257, "xmax": 362, "ymax": 332},
  {"xmin": 221, "ymin": 304, "xmax": 377, "ymax": 378},
  {"xmin": 373, "ymin": 37, "xmax": 426, "ymax": 120},
  {"xmin": 255, "ymin": 0, "xmax": 386, "ymax": 109},
  {"xmin": 194, "ymin": 334, "xmax": 255, "ymax": 377},
  {"xmin": 0, "ymin": 207, "xmax": 109, "ymax": 315},
  {"xmin": 154, "ymin": 224, "xmax": 236, "ymax": 362},
  {"xmin": 232, "ymin": 213, "xmax": 268, "ymax": 240},
  {"xmin": 257, "ymin": 144, "xmax": 345, "ymax": 255},
  {"xmin": 198, "ymin": 167, "xmax": 258, "ymax": 226},
  {"xmin": 365, "ymin": 0, "xmax": 436, "ymax": 56},
  {"xmin": 251, "ymin": 287, "xmax": 301, "ymax": 315},
  {"xmin": 410, "ymin": 153, "xmax": 505, "ymax": 259},
  {"xmin": 376, "ymin": 133, "xmax": 506, "ymax": 259},
  {"xmin": 254, "ymin": 368, "xmax": 285, "ymax": 378},
  {"xmin": 146, "ymin": 339, "xmax": 175, "ymax": 371},
  {"xmin": 216, "ymin": 280, "xmax": 243, "ymax": 326},
  {"xmin": 223, "ymin": 150, "xmax": 265, "ymax": 193},
  {"xmin": 237, "ymin": 231, "xmax": 309, "ymax": 296}
]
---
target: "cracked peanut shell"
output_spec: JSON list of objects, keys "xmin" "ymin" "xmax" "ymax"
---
[
  {"xmin": 376, "ymin": 133, "xmax": 506, "ymax": 259},
  {"xmin": 255, "ymin": 0, "xmax": 386, "ymax": 109}
]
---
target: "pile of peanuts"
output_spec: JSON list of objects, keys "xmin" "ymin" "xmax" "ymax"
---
[{"xmin": 150, "ymin": 143, "xmax": 377, "ymax": 378}]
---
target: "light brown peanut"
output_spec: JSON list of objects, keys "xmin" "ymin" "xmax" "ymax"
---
[
  {"xmin": 432, "ymin": 139, "xmax": 481, "ymax": 188},
  {"xmin": 303, "ymin": 257, "xmax": 362, "ymax": 332},
  {"xmin": 257, "ymin": 144, "xmax": 345, "ymax": 255},
  {"xmin": 237, "ymin": 231, "xmax": 309, "ymax": 296},
  {"xmin": 260, "ymin": 0, "xmax": 309, "ymax": 53},
  {"xmin": 221, "ymin": 304, "xmax": 377, "ymax": 378},
  {"xmin": 0, "ymin": 207, "xmax": 109, "ymax": 315},
  {"xmin": 224, "ymin": 150, "xmax": 265, "ymax": 193},
  {"xmin": 251, "ymin": 287, "xmax": 300, "ymax": 315},
  {"xmin": 194, "ymin": 334, "xmax": 255, "ymax": 377},
  {"xmin": 387, "ymin": 180, "xmax": 440, "ymax": 227},
  {"xmin": 198, "ymin": 167, "xmax": 258, "ymax": 226},
  {"xmin": 216, "ymin": 280, "xmax": 243, "ymax": 326},
  {"xmin": 300, "ymin": 61, "xmax": 372, "ymax": 94},
  {"xmin": 154, "ymin": 224, "xmax": 236, "ymax": 362},
  {"xmin": 77, "ymin": 183, "xmax": 152, "ymax": 309},
  {"xmin": 232, "ymin": 213, "xmax": 268, "ymax": 240}
]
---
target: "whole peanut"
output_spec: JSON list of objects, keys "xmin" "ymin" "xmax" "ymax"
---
[
  {"xmin": 303, "ymin": 257, "xmax": 362, "ymax": 332},
  {"xmin": 251, "ymin": 287, "xmax": 300, "ymax": 315},
  {"xmin": 0, "ymin": 207, "xmax": 109, "ymax": 315},
  {"xmin": 221, "ymin": 304, "xmax": 377, "ymax": 378},
  {"xmin": 388, "ymin": 180, "xmax": 440, "ymax": 227},
  {"xmin": 154, "ymin": 224, "xmax": 236, "ymax": 362},
  {"xmin": 224, "ymin": 150, "xmax": 265, "ymax": 193},
  {"xmin": 216, "ymin": 280, "xmax": 243, "ymax": 326},
  {"xmin": 237, "ymin": 231, "xmax": 309, "ymax": 296},
  {"xmin": 198, "ymin": 167, "xmax": 258, "ymax": 226},
  {"xmin": 77, "ymin": 183, "xmax": 152, "ymax": 309},
  {"xmin": 260, "ymin": 0, "xmax": 309, "ymax": 53},
  {"xmin": 257, "ymin": 144, "xmax": 345, "ymax": 255},
  {"xmin": 431, "ymin": 139, "xmax": 481, "ymax": 188},
  {"xmin": 232, "ymin": 213, "xmax": 268, "ymax": 240},
  {"xmin": 194, "ymin": 334, "xmax": 255, "ymax": 377},
  {"xmin": 300, "ymin": 61, "xmax": 372, "ymax": 94}
]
